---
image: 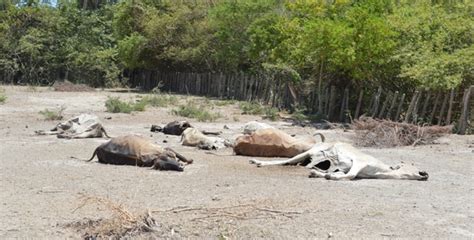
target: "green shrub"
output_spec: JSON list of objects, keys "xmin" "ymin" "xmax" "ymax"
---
[
  {"xmin": 105, "ymin": 97, "xmax": 134, "ymax": 113},
  {"xmin": 0, "ymin": 94, "xmax": 6, "ymax": 104},
  {"xmin": 307, "ymin": 113, "xmax": 326, "ymax": 122},
  {"xmin": 132, "ymin": 99, "xmax": 147, "ymax": 111},
  {"xmin": 264, "ymin": 107, "xmax": 279, "ymax": 121},
  {"xmin": 39, "ymin": 107, "xmax": 65, "ymax": 120},
  {"xmin": 292, "ymin": 108, "xmax": 308, "ymax": 122},
  {"xmin": 172, "ymin": 102, "xmax": 221, "ymax": 122},
  {"xmin": 215, "ymin": 99, "xmax": 237, "ymax": 106},
  {"xmin": 239, "ymin": 102, "xmax": 264, "ymax": 115},
  {"xmin": 142, "ymin": 95, "xmax": 177, "ymax": 107}
]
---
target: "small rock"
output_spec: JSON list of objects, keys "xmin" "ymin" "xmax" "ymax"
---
[
  {"xmin": 105, "ymin": 116, "xmax": 112, "ymax": 120},
  {"xmin": 212, "ymin": 195, "xmax": 220, "ymax": 201},
  {"xmin": 328, "ymin": 232, "xmax": 333, "ymax": 238},
  {"xmin": 163, "ymin": 140, "xmax": 168, "ymax": 143},
  {"xmin": 223, "ymin": 125, "xmax": 229, "ymax": 129},
  {"xmin": 25, "ymin": 125, "xmax": 28, "ymax": 128}
]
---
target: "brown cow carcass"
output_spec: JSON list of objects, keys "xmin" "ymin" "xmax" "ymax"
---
[
  {"xmin": 233, "ymin": 128, "xmax": 325, "ymax": 157},
  {"xmin": 150, "ymin": 121, "xmax": 192, "ymax": 135},
  {"xmin": 86, "ymin": 135, "xmax": 193, "ymax": 171}
]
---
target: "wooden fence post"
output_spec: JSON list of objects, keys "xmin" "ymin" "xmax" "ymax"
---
[
  {"xmin": 420, "ymin": 90, "xmax": 431, "ymax": 119},
  {"xmin": 354, "ymin": 89, "xmax": 364, "ymax": 120},
  {"xmin": 371, "ymin": 87, "xmax": 382, "ymax": 117},
  {"xmin": 323, "ymin": 86, "xmax": 330, "ymax": 116},
  {"xmin": 428, "ymin": 92, "xmax": 441, "ymax": 124},
  {"xmin": 395, "ymin": 93, "xmax": 405, "ymax": 121},
  {"xmin": 411, "ymin": 91, "xmax": 422, "ymax": 124},
  {"xmin": 339, "ymin": 88, "xmax": 349, "ymax": 122},
  {"xmin": 404, "ymin": 90, "xmax": 419, "ymax": 123},
  {"xmin": 386, "ymin": 91, "xmax": 399, "ymax": 120},
  {"xmin": 344, "ymin": 88, "xmax": 350, "ymax": 122},
  {"xmin": 327, "ymin": 86, "xmax": 337, "ymax": 120},
  {"xmin": 457, "ymin": 86, "xmax": 473, "ymax": 134},
  {"xmin": 446, "ymin": 89, "xmax": 455, "ymax": 125},
  {"xmin": 437, "ymin": 92, "xmax": 449, "ymax": 125},
  {"xmin": 378, "ymin": 91, "xmax": 392, "ymax": 119}
]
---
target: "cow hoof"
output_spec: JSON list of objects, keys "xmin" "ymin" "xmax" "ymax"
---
[
  {"xmin": 249, "ymin": 159, "xmax": 263, "ymax": 167},
  {"xmin": 418, "ymin": 171, "xmax": 429, "ymax": 181}
]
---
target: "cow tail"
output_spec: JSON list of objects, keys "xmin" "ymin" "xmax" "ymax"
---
[
  {"xmin": 165, "ymin": 147, "xmax": 193, "ymax": 164},
  {"xmin": 70, "ymin": 147, "xmax": 97, "ymax": 162},
  {"xmin": 85, "ymin": 148, "xmax": 98, "ymax": 162},
  {"xmin": 313, "ymin": 133, "xmax": 326, "ymax": 142},
  {"xmin": 101, "ymin": 127, "xmax": 111, "ymax": 138}
]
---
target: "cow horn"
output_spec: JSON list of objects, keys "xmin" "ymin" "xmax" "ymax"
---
[{"xmin": 313, "ymin": 133, "xmax": 326, "ymax": 142}]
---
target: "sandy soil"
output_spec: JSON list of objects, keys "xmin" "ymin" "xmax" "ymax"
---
[{"xmin": 0, "ymin": 86, "xmax": 473, "ymax": 239}]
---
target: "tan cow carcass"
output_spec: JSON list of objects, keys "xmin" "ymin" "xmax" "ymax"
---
[
  {"xmin": 181, "ymin": 128, "xmax": 231, "ymax": 150},
  {"xmin": 86, "ymin": 135, "xmax": 193, "ymax": 171},
  {"xmin": 233, "ymin": 128, "xmax": 325, "ymax": 157}
]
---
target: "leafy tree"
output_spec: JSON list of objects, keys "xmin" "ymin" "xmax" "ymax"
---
[{"xmin": 389, "ymin": 2, "xmax": 473, "ymax": 90}]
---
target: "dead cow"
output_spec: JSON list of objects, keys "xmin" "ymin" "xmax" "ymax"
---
[
  {"xmin": 86, "ymin": 135, "xmax": 193, "ymax": 171},
  {"xmin": 35, "ymin": 114, "xmax": 109, "ymax": 139},
  {"xmin": 181, "ymin": 128, "xmax": 230, "ymax": 150},
  {"xmin": 151, "ymin": 121, "xmax": 192, "ymax": 135},
  {"xmin": 249, "ymin": 142, "xmax": 429, "ymax": 181},
  {"xmin": 242, "ymin": 121, "xmax": 274, "ymax": 134},
  {"xmin": 234, "ymin": 128, "xmax": 325, "ymax": 157}
]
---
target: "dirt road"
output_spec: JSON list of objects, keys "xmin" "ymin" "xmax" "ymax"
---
[{"xmin": 0, "ymin": 86, "xmax": 473, "ymax": 239}]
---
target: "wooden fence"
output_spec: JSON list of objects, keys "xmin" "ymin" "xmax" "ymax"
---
[{"xmin": 130, "ymin": 71, "xmax": 473, "ymax": 134}]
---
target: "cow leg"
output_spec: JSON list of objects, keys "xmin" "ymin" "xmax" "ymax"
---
[
  {"xmin": 308, "ymin": 169, "xmax": 326, "ymax": 178},
  {"xmin": 35, "ymin": 130, "xmax": 58, "ymax": 135},
  {"xmin": 322, "ymin": 162, "xmax": 366, "ymax": 180},
  {"xmin": 152, "ymin": 157, "xmax": 184, "ymax": 172},
  {"xmin": 250, "ymin": 143, "xmax": 332, "ymax": 167},
  {"xmin": 249, "ymin": 151, "xmax": 311, "ymax": 167},
  {"xmin": 373, "ymin": 170, "xmax": 429, "ymax": 181},
  {"xmin": 67, "ymin": 130, "xmax": 96, "ymax": 139},
  {"xmin": 165, "ymin": 147, "xmax": 193, "ymax": 164}
]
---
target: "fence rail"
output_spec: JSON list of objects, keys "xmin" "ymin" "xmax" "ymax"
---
[{"xmin": 130, "ymin": 71, "xmax": 473, "ymax": 134}]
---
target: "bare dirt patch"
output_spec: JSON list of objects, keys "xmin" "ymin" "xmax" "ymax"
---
[{"xmin": 0, "ymin": 86, "xmax": 473, "ymax": 239}]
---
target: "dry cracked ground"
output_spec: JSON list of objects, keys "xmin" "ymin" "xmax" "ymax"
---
[{"xmin": 0, "ymin": 86, "xmax": 473, "ymax": 239}]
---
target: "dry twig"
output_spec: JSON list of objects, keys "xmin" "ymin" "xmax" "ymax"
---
[{"xmin": 352, "ymin": 116, "xmax": 452, "ymax": 147}]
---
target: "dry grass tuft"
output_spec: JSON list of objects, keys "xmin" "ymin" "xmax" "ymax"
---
[
  {"xmin": 53, "ymin": 80, "xmax": 94, "ymax": 92},
  {"xmin": 39, "ymin": 106, "xmax": 65, "ymax": 120},
  {"xmin": 67, "ymin": 195, "xmax": 159, "ymax": 239},
  {"xmin": 352, "ymin": 116, "xmax": 452, "ymax": 147}
]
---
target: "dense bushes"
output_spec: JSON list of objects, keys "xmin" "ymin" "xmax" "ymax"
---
[{"xmin": 0, "ymin": 0, "xmax": 472, "ymax": 92}]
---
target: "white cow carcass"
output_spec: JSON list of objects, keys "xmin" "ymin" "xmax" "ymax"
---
[
  {"xmin": 35, "ymin": 114, "xmax": 110, "ymax": 139},
  {"xmin": 250, "ymin": 142, "xmax": 429, "ymax": 181}
]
